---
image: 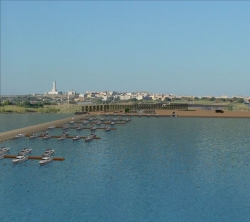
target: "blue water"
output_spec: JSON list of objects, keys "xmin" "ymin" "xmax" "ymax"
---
[
  {"xmin": 0, "ymin": 113, "xmax": 72, "ymax": 132},
  {"xmin": 0, "ymin": 116, "xmax": 250, "ymax": 221}
]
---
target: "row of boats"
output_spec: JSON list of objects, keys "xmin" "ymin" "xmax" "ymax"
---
[{"xmin": 0, "ymin": 147, "xmax": 54, "ymax": 166}]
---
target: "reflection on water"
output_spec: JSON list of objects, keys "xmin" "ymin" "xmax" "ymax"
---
[{"xmin": 0, "ymin": 116, "xmax": 250, "ymax": 221}]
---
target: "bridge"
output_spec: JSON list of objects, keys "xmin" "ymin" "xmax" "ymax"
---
[{"xmin": 82, "ymin": 103, "xmax": 188, "ymax": 112}]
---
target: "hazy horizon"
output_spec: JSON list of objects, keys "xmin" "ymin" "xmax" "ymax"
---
[{"xmin": 1, "ymin": 1, "xmax": 250, "ymax": 96}]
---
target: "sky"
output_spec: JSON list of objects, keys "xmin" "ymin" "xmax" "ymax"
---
[{"xmin": 1, "ymin": 1, "xmax": 250, "ymax": 96}]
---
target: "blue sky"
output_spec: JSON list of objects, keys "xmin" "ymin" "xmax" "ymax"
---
[{"xmin": 1, "ymin": 1, "xmax": 250, "ymax": 96}]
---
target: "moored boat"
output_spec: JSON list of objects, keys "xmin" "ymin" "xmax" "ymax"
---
[
  {"xmin": 72, "ymin": 136, "xmax": 81, "ymax": 141},
  {"xmin": 58, "ymin": 135, "xmax": 66, "ymax": 141},
  {"xmin": 12, "ymin": 155, "xmax": 28, "ymax": 164},
  {"xmin": 90, "ymin": 125, "xmax": 96, "ymax": 131},
  {"xmin": 43, "ymin": 135, "xmax": 51, "ymax": 140},
  {"xmin": 43, "ymin": 149, "xmax": 54, "ymax": 156},
  {"xmin": 62, "ymin": 124, "xmax": 69, "ymax": 130},
  {"xmin": 105, "ymin": 126, "xmax": 111, "ymax": 131},
  {"xmin": 15, "ymin": 133, "xmax": 25, "ymax": 138},
  {"xmin": 85, "ymin": 133, "xmax": 96, "ymax": 142},
  {"xmin": 62, "ymin": 131, "xmax": 69, "ymax": 136},
  {"xmin": 76, "ymin": 126, "xmax": 82, "ymax": 131},
  {"xmin": 39, "ymin": 156, "xmax": 53, "ymax": 166},
  {"xmin": 19, "ymin": 148, "xmax": 32, "ymax": 154},
  {"xmin": 29, "ymin": 134, "xmax": 38, "ymax": 139},
  {"xmin": 0, "ymin": 147, "xmax": 10, "ymax": 154}
]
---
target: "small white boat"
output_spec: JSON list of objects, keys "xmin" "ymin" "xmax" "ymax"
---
[
  {"xmin": 73, "ymin": 136, "xmax": 81, "ymax": 141},
  {"xmin": 90, "ymin": 125, "xmax": 96, "ymax": 131},
  {"xmin": 43, "ymin": 149, "xmax": 54, "ymax": 156},
  {"xmin": 96, "ymin": 121, "xmax": 101, "ymax": 125},
  {"xmin": 82, "ymin": 120, "xmax": 88, "ymax": 124},
  {"xmin": 125, "ymin": 118, "xmax": 129, "ymax": 122},
  {"xmin": 58, "ymin": 135, "xmax": 66, "ymax": 141},
  {"xmin": 0, "ymin": 147, "xmax": 10, "ymax": 154},
  {"xmin": 76, "ymin": 126, "xmax": 82, "ymax": 131},
  {"xmin": 43, "ymin": 135, "xmax": 51, "ymax": 140},
  {"xmin": 69, "ymin": 120, "xmax": 75, "ymax": 124},
  {"xmin": 29, "ymin": 134, "xmax": 38, "ymax": 139},
  {"xmin": 110, "ymin": 121, "xmax": 115, "ymax": 125},
  {"xmin": 15, "ymin": 133, "xmax": 25, "ymax": 138},
  {"xmin": 39, "ymin": 156, "xmax": 53, "ymax": 166},
  {"xmin": 85, "ymin": 133, "xmax": 96, "ymax": 142},
  {"xmin": 62, "ymin": 125, "xmax": 69, "ymax": 130},
  {"xmin": 62, "ymin": 131, "xmax": 69, "ymax": 136},
  {"xmin": 48, "ymin": 125, "xmax": 55, "ymax": 129},
  {"xmin": 100, "ymin": 118, "xmax": 105, "ymax": 121},
  {"xmin": 19, "ymin": 148, "xmax": 32, "ymax": 155},
  {"xmin": 105, "ymin": 126, "xmax": 111, "ymax": 131},
  {"xmin": 12, "ymin": 155, "xmax": 28, "ymax": 164}
]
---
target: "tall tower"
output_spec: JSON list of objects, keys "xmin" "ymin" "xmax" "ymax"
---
[{"xmin": 52, "ymin": 81, "xmax": 57, "ymax": 92}]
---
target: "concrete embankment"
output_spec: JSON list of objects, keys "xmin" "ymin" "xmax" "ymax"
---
[{"xmin": 0, "ymin": 114, "xmax": 86, "ymax": 143}]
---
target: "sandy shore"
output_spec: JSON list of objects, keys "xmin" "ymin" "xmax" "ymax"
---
[{"xmin": 90, "ymin": 110, "xmax": 250, "ymax": 118}]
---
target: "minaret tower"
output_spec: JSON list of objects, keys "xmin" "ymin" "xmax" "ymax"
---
[{"xmin": 52, "ymin": 81, "xmax": 57, "ymax": 92}]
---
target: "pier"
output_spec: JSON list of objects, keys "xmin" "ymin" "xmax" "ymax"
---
[
  {"xmin": 4, "ymin": 155, "xmax": 65, "ymax": 161},
  {"xmin": 0, "ymin": 114, "xmax": 86, "ymax": 143}
]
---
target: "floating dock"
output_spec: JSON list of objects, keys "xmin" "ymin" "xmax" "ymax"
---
[{"xmin": 4, "ymin": 155, "xmax": 65, "ymax": 161}]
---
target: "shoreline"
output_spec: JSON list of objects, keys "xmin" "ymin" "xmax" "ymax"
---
[
  {"xmin": 1, "ymin": 109, "xmax": 250, "ymax": 118},
  {"xmin": 89, "ymin": 109, "xmax": 250, "ymax": 118}
]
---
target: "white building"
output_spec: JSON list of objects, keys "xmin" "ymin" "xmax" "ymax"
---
[
  {"xmin": 48, "ymin": 81, "xmax": 59, "ymax": 95},
  {"xmin": 68, "ymin": 90, "xmax": 76, "ymax": 96}
]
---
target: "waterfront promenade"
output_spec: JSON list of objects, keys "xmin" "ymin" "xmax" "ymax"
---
[{"xmin": 0, "ymin": 114, "xmax": 86, "ymax": 143}]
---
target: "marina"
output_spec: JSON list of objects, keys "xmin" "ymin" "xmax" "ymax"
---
[{"xmin": 0, "ymin": 114, "xmax": 250, "ymax": 221}]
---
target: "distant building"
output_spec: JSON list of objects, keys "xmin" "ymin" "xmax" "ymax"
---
[
  {"xmin": 68, "ymin": 90, "xmax": 76, "ymax": 96},
  {"xmin": 48, "ymin": 81, "xmax": 61, "ymax": 95}
]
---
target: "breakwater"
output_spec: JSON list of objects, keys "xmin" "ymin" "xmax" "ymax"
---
[{"xmin": 0, "ymin": 114, "xmax": 86, "ymax": 143}]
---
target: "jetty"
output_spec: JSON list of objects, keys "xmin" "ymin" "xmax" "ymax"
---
[
  {"xmin": 0, "ymin": 114, "xmax": 87, "ymax": 143},
  {"xmin": 3, "ymin": 155, "xmax": 65, "ymax": 161}
]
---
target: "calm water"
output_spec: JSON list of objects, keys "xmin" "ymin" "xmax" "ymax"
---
[
  {"xmin": 0, "ymin": 115, "xmax": 250, "ymax": 221},
  {"xmin": 0, "ymin": 113, "xmax": 72, "ymax": 132}
]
